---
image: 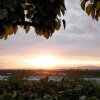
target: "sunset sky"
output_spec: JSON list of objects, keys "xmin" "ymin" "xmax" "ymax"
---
[{"xmin": 0, "ymin": 0, "xmax": 100, "ymax": 69}]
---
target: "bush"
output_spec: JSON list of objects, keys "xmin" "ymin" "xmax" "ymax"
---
[{"xmin": 0, "ymin": 75, "xmax": 100, "ymax": 100}]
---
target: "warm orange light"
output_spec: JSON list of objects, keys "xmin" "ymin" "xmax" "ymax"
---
[
  {"xmin": 23, "ymin": 55, "xmax": 66, "ymax": 69},
  {"xmin": 1, "ymin": 54, "xmax": 100, "ymax": 69}
]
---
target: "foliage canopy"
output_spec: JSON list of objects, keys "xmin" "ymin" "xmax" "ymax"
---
[
  {"xmin": 81, "ymin": 0, "xmax": 100, "ymax": 21},
  {"xmin": 0, "ymin": 75, "xmax": 100, "ymax": 100},
  {"xmin": 0, "ymin": 0, "xmax": 99, "ymax": 40}
]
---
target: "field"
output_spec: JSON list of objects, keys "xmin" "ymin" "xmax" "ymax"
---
[{"xmin": 0, "ymin": 69, "xmax": 100, "ymax": 100}]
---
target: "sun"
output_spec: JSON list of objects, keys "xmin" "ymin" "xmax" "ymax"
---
[
  {"xmin": 33, "ymin": 55, "xmax": 57, "ymax": 67},
  {"xmin": 24, "ymin": 55, "xmax": 65, "ymax": 69}
]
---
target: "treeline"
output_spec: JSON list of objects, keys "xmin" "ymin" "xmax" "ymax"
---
[{"xmin": 0, "ymin": 69, "xmax": 100, "ymax": 77}]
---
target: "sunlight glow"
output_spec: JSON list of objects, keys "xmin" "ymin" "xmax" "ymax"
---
[
  {"xmin": 23, "ymin": 55, "xmax": 66, "ymax": 69},
  {"xmin": 1, "ymin": 55, "xmax": 100, "ymax": 69}
]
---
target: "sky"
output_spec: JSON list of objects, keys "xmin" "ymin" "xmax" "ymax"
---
[{"xmin": 0, "ymin": 0, "xmax": 100, "ymax": 69}]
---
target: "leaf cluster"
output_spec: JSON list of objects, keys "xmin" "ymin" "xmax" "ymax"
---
[
  {"xmin": 0, "ymin": 0, "xmax": 66, "ymax": 39},
  {"xmin": 81, "ymin": 0, "xmax": 100, "ymax": 21}
]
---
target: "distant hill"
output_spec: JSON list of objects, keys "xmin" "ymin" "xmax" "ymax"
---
[{"xmin": 59, "ymin": 65, "xmax": 100, "ymax": 70}]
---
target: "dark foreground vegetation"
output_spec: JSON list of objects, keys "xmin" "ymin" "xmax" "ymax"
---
[
  {"xmin": 0, "ymin": 69, "xmax": 100, "ymax": 77},
  {"xmin": 0, "ymin": 72, "xmax": 100, "ymax": 100}
]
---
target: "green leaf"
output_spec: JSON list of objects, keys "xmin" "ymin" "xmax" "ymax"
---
[
  {"xmin": 12, "ymin": 91, "xmax": 17, "ymax": 98},
  {"xmin": 0, "ymin": 9, "xmax": 8, "ymax": 19},
  {"xmin": 86, "ymin": 4, "xmax": 92, "ymax": 15},
  {"xmin": 91, "ymin": 9, "xmax": 95, "ymax": 19},
  {"xmin": 3, "ymin": 0, "xmax": 17, "ymax": 12},
  {"xmin": 61, "ymin": 6, "xmax": 65, "ymax": 15},
  {"xmin": 4, "ymin": 35, "xmax": 8, "ymax": 40},
  {"xmin": 13, "ymin": 26, "xmax": 18, "ymax": 34},
  {"xmin": 7, "ymin": 26, "xmax": 14, "ymax": 35},
  {"xmin": 56, "ymin": 20, "xmax": 61, "ymax": 30},
  {"xmin": 0, "ymin": 35, "xmax": 4, "ymax": 39},
  {"xmin": 35, "ymin": 28, "xmax": 43, "ymax": 36},
  {"xmin": 24, "ymin": 25, "xmax": 30, "ymax": 33},
  {"xmin": 62, "ymin": 19, "xmax": 66, "ymax": 29},
  {"xmin": 96, "ymin": 1, "xmax": 100, "ymax": 10},
  {"xmin": 81, "ymin": 1, "xmax": 85, "ymax": 10},
  {"xmin": 43, "ymin": 31, "xmax": 50, "ymax": 39}
]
